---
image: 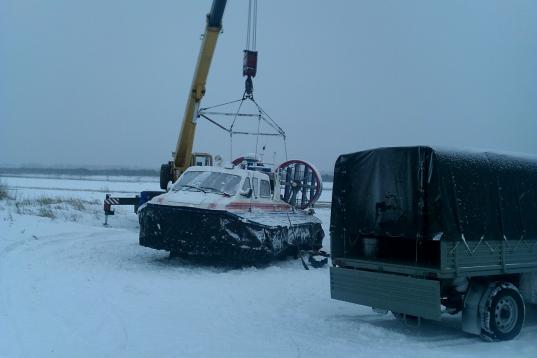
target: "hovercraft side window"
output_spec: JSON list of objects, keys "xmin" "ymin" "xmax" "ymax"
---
[
  {"xmin": 260, "ymin": 180, "xmax": 271, "ymax": 198},
  {"xmin": 242, "ymin": 177, "xmax": 251, "ymax": 191},
  {"xmin": 252, "ymin": 178, "xmax": 259, "ymax": 197}
]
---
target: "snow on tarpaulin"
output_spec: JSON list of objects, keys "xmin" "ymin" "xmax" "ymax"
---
[
  {"xmin": 138, "ymin": 203, "xmax": 324, "ymax": 264},
  {"xmin": 331, "ymin": 146, "xmax": 537, "ymax": 244}
]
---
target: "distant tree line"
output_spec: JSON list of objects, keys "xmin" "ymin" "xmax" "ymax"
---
[
  {"xmin": 0, "ymin": 167, "xmax": 160, "ymax": 177},
  {"xmin": 0, "ymin": 167, "xmax": 334, "ymax": 181}
]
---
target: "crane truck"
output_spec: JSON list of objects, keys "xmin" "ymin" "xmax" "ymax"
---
[
  {"xmin": 104, "ymin": 0, "xmax": 228, "ymax": 219},
  {"xmin": 159, "ymin": 0, "xmax": 228, "ymax": 190}
]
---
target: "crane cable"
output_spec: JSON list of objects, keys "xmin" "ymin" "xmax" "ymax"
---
[{"xmin": 245, "ymin": 0, "xmax": 257, "ymax": 51}]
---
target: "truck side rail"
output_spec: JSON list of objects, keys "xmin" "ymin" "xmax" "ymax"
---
[
  {"xmin": 441, "ymin": 238, "xmax": 537, "ymax": 276},
  {"xmin": 332, "ymin": 238, "xmax": 537, "ymax": 279}
]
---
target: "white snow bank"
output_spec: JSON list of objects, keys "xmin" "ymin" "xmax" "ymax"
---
[{"xmin": 1, "ymin": 177, "xmax": 537, "ymax": 358}]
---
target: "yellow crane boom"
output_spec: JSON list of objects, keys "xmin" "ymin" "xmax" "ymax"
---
[{"xmin": 160, "ymin": 0, "xmax": 227, "ymax": 189}]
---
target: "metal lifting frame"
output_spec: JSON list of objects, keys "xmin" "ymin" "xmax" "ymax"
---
[{"xmin": 197, "ymin": 95, "xmax": 288, "ymax": 160}]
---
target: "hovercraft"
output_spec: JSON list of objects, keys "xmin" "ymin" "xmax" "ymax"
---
[{"xmin": 138, "ymin": 156, "xmax": 325, "ymax": 264}]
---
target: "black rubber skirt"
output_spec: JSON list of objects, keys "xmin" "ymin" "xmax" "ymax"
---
[{"xmin": 138, "ymin": 203, "xmax": 324, "ymax": 264}]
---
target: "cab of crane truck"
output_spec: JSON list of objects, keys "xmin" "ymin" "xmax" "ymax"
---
[
  {"xmin": 190, "ymin": 153, "xmax": 213, "ymax": 167},
  {"xmin": 160, "ymin": 153, "xmax": 214, "ymax": 190}
]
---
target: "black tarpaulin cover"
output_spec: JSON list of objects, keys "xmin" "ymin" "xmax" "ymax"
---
[
  {"xmin": 330, "ymin": 146, "xmax": 537, "ymax": 244},
  {"xmin": 139, "ymin": 203, "xmax": 324, "ymax": 264}
]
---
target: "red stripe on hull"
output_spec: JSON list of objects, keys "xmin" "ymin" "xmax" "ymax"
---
[{"xmin": 225, "ymin": 202, "xmax": 291, "ymax": 211}]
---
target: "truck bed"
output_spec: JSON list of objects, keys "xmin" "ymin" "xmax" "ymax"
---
[{"xmin": 333, "ymin": 238, "xmax": 537, "ymax": 279}]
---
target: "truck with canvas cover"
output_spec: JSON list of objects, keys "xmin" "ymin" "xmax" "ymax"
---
[{"xmin": 330, "ymin": 146, "xmax": 537, "ymax": 341}]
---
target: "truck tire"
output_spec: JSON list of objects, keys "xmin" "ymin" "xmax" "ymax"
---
[
  {"xmin": 160, "ymin": 163, "xmax": 171, "ymax": 190},
  {"xmin": 480, "ymin": 282, "xmax": 525, "ymax": 341}
]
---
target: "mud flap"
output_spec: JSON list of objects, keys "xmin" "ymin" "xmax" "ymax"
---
[
  {"xmin": 461, "ymin": 283, "xmax": 487, "ymax": 335},
  {"xmin": 330, "ymin": 267, "xmax": 441, "ymax": 321}
]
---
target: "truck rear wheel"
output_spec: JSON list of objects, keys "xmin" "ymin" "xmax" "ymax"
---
[
  {"xmin": 160, "ymin": 163, "xmax": 172, "ymax": 190},
  {"xmin": 481, "ymin": 282, "xmax": 525, "ymax": 341}
]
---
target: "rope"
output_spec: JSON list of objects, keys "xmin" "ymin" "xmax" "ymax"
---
[
  {"xmin": 230, "ymin": 132, "xmax": 233, "ymax": 161},
  {"xmin": 251, "ymin": 98, "xmax": 286, "ymax": 136},
  {"xmin": 199, "ymin": 98, "xmax": 243, "ymax": 111},
  {"xmin": 230, "ymin": 98, "xmax": 246, "ymax": 131},
  {"xmin": 230, "ymin": 98, "xmax": 246, "ymax": 160},
  {"xmin": 255, "ymin": 113, "xmax": 261, "ymax": 157}
]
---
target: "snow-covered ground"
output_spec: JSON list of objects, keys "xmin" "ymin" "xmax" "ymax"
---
[{"xmin": 1, "ymin": 175, "xmax": 537, "ymax": 358}]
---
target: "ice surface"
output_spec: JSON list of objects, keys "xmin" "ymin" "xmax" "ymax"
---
[{"xmin": 1, "ymin": 175, "xmax": 537, "ymax": 357}]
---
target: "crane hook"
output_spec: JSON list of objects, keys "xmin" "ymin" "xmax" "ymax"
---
[
  {"xmin": 244, "ymin": 76, "xmax": 254, "ymax": 98},
  {"xmin": 243, "ymin": 49, "xmax": 257, "ymax": 98}
]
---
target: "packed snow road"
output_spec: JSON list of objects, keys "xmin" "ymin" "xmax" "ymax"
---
[{"xmin": 1, "ymin": 175, "xmax": 537, "ymax": 357}]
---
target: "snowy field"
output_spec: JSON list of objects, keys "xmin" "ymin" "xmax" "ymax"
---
[{"xmin": 1, "ymin": 175, "xmax": 537, "ymax": 358}]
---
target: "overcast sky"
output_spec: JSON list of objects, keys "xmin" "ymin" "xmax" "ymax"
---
[{"xmin": 1, "ymin": 0, "xmax": 537, "ymax": 172}]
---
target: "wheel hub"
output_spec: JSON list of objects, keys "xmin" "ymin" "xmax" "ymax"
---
[{"xmin": 494, "ymin": 296, "xmax": 518, "ymax": 333}]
